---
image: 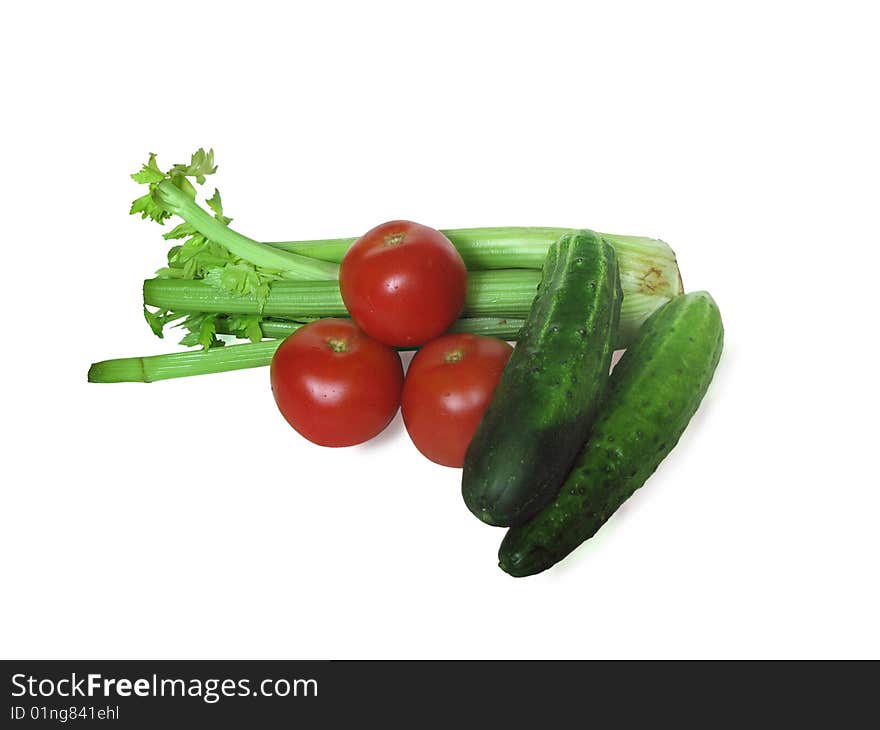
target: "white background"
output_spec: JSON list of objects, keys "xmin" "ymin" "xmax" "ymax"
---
[{"xmin": 1, "ymin": 1, "xmax": 877, "ymax": 659}]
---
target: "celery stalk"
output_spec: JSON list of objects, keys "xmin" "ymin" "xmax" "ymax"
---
[
  {"xmin": 88, "ymin": 340, "xmax": 282, "ymax": 383},
  {"xmin": 157, "ymin": 181, "xmax": 340, "ymax": 281},
  {"xmin": 250, "ymin": 317, "xmax": 527, "ymax": 341},
  {"xmin": 270, "ymin": 227, "xmax": 682, "ymax": 301},
  {"xmin": 143, "ymin": 266, "xmax": 672, "ymax": 347},
  {"xmin": 143, "ymin": 270, "xmax": 542, "ymax": 319},
  {"xmin": 88, "ymin": 317, "xmax": 528, "ymax": 383}
]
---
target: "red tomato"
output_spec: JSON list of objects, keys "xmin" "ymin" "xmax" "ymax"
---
[
  {"xmin": 401, "ymin": 334, "xmax": 513, "ymax": 467},
  {"xmin": 339, "ymin": 220, "xmax": 468, "ymax": 347},
  {"xmin": 270, "ymin": 319, "xmax": 403, "ymax": 447}
]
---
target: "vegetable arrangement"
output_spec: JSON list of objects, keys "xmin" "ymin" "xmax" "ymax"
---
[{"xmin": 89, "ymin": 149, "xmax": 722, "ymax": 576}]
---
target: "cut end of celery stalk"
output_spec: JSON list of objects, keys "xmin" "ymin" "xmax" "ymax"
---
[
  {"xmin": 88, "ymin": 357, "xmax": 149, "ymax": 384},
  {"xmin": 600, "ymin": 233, "xmax": 684, "ymax": 300}
]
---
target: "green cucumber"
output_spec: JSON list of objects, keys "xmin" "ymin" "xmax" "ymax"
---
[
  {"xmin": 499, "ymin": 291, "xmax": 724, "ymax": 576},
  {"xmin": 462, "ymin": 230, "xmax": 622, "ymax": 527}
]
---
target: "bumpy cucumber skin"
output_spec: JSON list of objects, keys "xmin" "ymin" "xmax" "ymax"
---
[
  {"xmin": 499, "ymin": 291, "xmax": 724, "ymax": 577},
  {"xmin": 462, "ymin": 230, "xmax": 622, "ymax": 527}
]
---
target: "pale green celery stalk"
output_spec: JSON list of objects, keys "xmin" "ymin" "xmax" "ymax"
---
[
  {"xmin": 143, "ymin": 268, "xmax": 668, "ymax": 348},
  {"xmin": 250, "ymin": 317, "xmax": 527, "ymax": 341},
  {"xmin": 89, "ymin": 317, "xmax": 529, "ymax": 383},
  {"xmin": 617, "ymin": 292, "xmax": 674, "ymax": 345},
  {"xmin": 156, "ymin": 180, "xmax": 340, "ymax": 281},
  {"xmin": 270, "ymin": 227, "xmax": 683, "ymax": 300},
  {"xmin": 143, "ymin": 270, "xmax": 542, "ymax": 319},
  {"xmin": 231, "ymin": 320, "xmax": 311, "ymax": 338},
  {"xmin": 268, "ymin": 228, "xmax": 569, "ymax": 270},
  {"xmin": 88, "ymin": 340, "xmax": 282, "ymax": 383}
]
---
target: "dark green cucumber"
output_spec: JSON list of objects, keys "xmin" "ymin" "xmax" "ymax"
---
[
  {"xmin": 499, "ymin": 291, "xmax": 724, "ymax": 576},
  {"xmin": 462, "ymin": 230, "xmax": 622, "ymax": 527}
]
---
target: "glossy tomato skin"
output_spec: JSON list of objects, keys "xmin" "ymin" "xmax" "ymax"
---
[
  {"xmin": 339, "ymin": 220, "xmax": 468, "ymax": 347},
  {"xmin": 402, "ymin": 334, "xmax": 513, "ymax": 467},
  {"xmin": 270, "ymin": 319, "xmax": 404, "ymax": 447}
]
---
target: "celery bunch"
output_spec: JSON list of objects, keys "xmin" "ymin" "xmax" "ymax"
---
[{"xmin": 88, "ymin": 149, "xmax": 683, "ymax": 383}]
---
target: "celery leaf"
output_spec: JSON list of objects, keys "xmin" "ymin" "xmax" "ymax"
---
[
  {"xmin": 133, "ymin": 149, "xmax": 284, "ymax": 310},
  {"xmin": 131, "ymin": 153, "xmax": 166, "ymax": 184},
  {"xmin": 205, "ymin": 189, "xmax": 232, "ymax": 224}
]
